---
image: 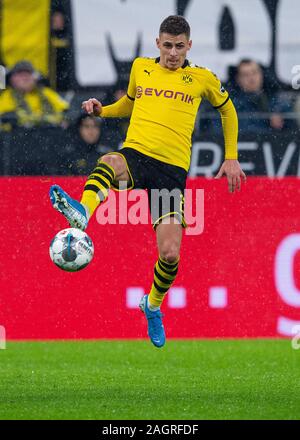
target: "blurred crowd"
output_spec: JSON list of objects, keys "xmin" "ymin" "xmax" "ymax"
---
[{"xmin": 0, "ymin": 4, "xmax": 299, "ymax": 175}]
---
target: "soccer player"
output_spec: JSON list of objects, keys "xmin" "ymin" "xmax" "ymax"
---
[{"xmin": 50, "ymin": 15, "xmax": 246, "ymax": 348}]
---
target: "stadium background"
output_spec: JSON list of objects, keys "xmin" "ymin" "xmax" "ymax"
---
[{"xmin": 0, "ymin": 0, "xmax": 300, "ymax": 341}]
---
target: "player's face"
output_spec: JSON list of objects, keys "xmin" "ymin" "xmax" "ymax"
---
[{"xmin": 156, "ymin": 33, "xmax": 192, "ymax": 71}]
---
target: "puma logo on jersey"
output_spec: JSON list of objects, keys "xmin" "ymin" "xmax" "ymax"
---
[{"xmin": 144, "ymin": 69, "xmax": 154, "ymax": 76}]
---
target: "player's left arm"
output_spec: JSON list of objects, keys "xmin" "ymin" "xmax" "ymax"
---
[
  {"xmin": 215, "ymin": 98, "xmax": 246, "ymax": 193},
  {"xmin": 202, "ymin": 71, "xmax": 246, "ymax": 192}
]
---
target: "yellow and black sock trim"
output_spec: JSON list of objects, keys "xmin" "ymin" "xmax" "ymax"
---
[
  {"xmin": 149, "ymin": 256, "xmax": 179, "ymax": 308},
  {"xmin": 83, "ymin": 162, "xmax": 115, "ymax": 202},
  {"xmin": 80, "ymin": 161, "xmax": 116, "ymax": 217},
  {"xmin": 154, "ymin": 257, "xmax": 179, "ymax": 293}
]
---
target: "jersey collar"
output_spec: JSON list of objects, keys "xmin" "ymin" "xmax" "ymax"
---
[{"xmin": 155, "ymin": 57, "xmax": 189, "ymax": 69}]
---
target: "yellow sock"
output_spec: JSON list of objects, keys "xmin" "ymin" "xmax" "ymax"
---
[
  {"xmin": 148, "ymin": 256, "xmax": 179, "ymax": 308},
  {"xmin": 80, "ymin": 161, "xmax": 116, "ymax": 217}
]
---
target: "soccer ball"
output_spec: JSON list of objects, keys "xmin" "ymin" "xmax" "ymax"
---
[{"xmin": 49, "ymin": 228, "xmax": 94, "ymax": 272}]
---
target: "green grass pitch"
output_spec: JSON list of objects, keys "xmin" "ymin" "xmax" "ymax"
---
[{"xmin": 0, "ymin": 340, "xmax": 299, "ymax": 420}]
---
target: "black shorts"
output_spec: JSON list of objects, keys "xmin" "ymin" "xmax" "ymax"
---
[{"xmin": 109, "ymin": 147, "xmax": 187, "ymax": 228}]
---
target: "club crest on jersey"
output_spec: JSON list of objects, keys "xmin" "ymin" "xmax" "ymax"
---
[{"xmin": 181, "ymin": 73, "xmax": 193, "ymax": 84}]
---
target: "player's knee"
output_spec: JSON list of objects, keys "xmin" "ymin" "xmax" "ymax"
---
[
  {"xmin": 159, "ymin": 241, "xmax": 180, "ymax": 263},
  {"xmin": 99, "ymin": 154, "xmax": 125, "ymax": 176}
]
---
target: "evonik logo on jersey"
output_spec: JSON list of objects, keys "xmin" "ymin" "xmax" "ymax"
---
[{"xmin": 135, "ymin": 86, "xmax": 194, "ymax": 104}]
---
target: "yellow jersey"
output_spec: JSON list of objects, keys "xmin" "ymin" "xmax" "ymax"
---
[
  {"xmin": 122, "ymin": 57, "xmax": 231, "ymax": 171},
  {"xmin": 101, "ymin": 57, "xmax": 238, "ymax": 170}
]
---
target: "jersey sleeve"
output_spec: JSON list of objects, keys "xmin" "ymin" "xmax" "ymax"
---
[
  {"xmin": 101, "ymin": 95, "xmax": 134, "ymax": 118},
  {"xmin": 126, "ymin": 58, "xmax": 138, "ymax": 100},
  {"xmin": 218, "ymin": 99, "xmax": 238, "ymax": 159},
  {"xmin": 202, "ymin": 70, "xmax": 229, "ymax": 109}
]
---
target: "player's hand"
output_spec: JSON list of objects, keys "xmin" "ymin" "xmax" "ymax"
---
[
  {"xmin": 215, "ymin": 159, "xmax": 246, "ymax": 193},
  {"xmin": 81, "ymin": 98, "xmax": 102, "ymax": 116}
]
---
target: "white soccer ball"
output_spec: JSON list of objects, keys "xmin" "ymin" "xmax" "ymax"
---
[{"xmin": 49, "ymin": 228, "xmax": 94, "ymax": 272}]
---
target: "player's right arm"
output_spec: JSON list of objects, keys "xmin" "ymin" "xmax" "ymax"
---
[
  {"xmin": 81, "ymin": 58, "xmax": 137, "ymax": 118},
  {"xmin": 81, "ymin": 95, "xmax": 134, "ymax": 118}
]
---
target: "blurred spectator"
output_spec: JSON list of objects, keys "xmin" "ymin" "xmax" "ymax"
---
[
  {"xmin": 66, "ymin": 114, "xmax": 113, "ymax": 175},
  {"xmin": 232, "ymin": 59, "xmax": 294, "ymax": 134},
  {"xmin": 0, "ymin": 60, "xmax": 69, "ymax": 130}
]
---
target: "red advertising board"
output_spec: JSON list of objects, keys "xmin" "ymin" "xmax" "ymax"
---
[{"xmin": 0, "ymin": 177, "xmax": 300, "ymax": 339}]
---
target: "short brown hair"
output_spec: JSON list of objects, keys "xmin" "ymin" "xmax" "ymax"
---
[{"xmin": 159, "ymin": 15, "xmax": 190, "ymax": 39}]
